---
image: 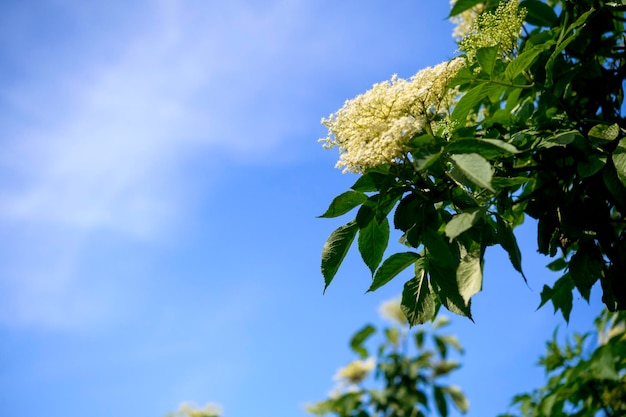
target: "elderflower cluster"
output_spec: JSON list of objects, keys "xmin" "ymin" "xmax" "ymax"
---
[
  {"xmin": 378, "ymin": 297, "xmax": 408, "ymax": 326},
  {"xmin": 458, "ymin": 0, "xmax": 527, "ymax": 62},
  {"xmin": 170, "ymin": 402, "xmax": 222, "ymax": 417},
  {"xmin": 333, "ymin": 357, "xmax": 376, "ymax": 385},
  {"xmin": 320, "ymin": 58, "xmax": 465, "ymax": 173},
  {"xmin": 450, "ymin": 0, "xmax": 485, "ymax": 40}
]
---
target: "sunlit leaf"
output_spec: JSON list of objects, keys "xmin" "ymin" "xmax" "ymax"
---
[
  {"xmin": 319, "ymin": 191, "xmax": 368, "ymax": 218},
  {"xmin": 321, "ymin": 221, "xmax": 358, "ymax": 291}
]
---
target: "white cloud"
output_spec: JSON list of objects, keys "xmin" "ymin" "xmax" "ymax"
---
[{"xmin": 0, "ymin": 0, "xmax": 322, "ymax": 329}]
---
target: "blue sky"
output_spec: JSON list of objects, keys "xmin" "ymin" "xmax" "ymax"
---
[{"xmin": 0, "ymin": 1, "xmax": 605, "ymax": 417}]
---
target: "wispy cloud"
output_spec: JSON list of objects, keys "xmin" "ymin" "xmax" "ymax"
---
[{"xmin": 0, "ymin": 0, "xmax": 327, "ymax": 329}]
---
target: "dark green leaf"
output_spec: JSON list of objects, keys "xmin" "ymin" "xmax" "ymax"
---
[
  {"xmin": 401, "ymin": 258, "xmax": 436, "ymax": 326},
  {"xmin": 445, "ymin": 208, "xmax": 485, "ymax": 241},
  {"xmin": 368, "ymin": 252, "xmax": 420, "ymax": 292},
  {"xmin": 539, "ymin": 130, "xmax": 585, "ymax": 149},
  {"xmin": 358, "ymin": 217, "xmax": 390, "ymax": 274},
  {"xmin": 540, "ymin": 275, "xmax": 575, "ymax": 322},
  {"xmin": 496, "ymin": 216, "xmax": 526, "ymax": 281},
  {"xmin": 520, "ymin": 0, "xmax": 558, "ymax": 27},
  {"xmin": 577, "ymin": 155, "xmax": 607, "ymax": 179},
  {"xmin": 569, "ymin": 242, "xmax": 603, "ymax": 301},
  {"xmin": 451, "ymin": 84, "xmax": 487, "ymax": 125},
  {"xmin": 349, "ymin": 324, "xmax": 376, "ymax": 359},
  {"xmin": 321, "ymin": 221, "xmax": 359, "ymax": 291},
  {"xmin": 351, "ymin": 172, "xmax": 386, "ymax": 192},
  {"xmin": 446, "ymin": 138, "xmax": 519, "ymax": 159},
  {"xmin": 424, "ymin": 229, "xmax": 456, "ymax": 267},
  {"xmin": 413, "ymin": 149, "xmax": 442, "ymax": 171},
  {"xmin": 546, "ymin": 257, "xmax": 568, "ymax": 271},
  {"xmin": 318, "ymin": 191, "xmax": 368, "ymax": 218},
  {"xmin": 434, "ymin": 386, "xmax": 448, "ymax": 417},
  {"xmin": 491, "ymin": 177, "xmax": 533, "ymax": 189},
  {"xmin": 449, "ymin": 0, "xmax": 482, "ymax": 17},
  {"xmin": 449, "ymin": 153, "xmax": 495, "ymax": 192}
]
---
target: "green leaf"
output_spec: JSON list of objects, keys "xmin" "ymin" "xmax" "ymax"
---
[
  {"xmin": 434, "ymin": 386, "xmax": 448, "ymax": 417},
  {"xmin": 349, "ymin": 324, "xmax": 376, "ymax": 359},
  {"xmin": 318, "ymin": 191, "xmax": 368, "ymax": 218},
  {"xmin": 539, "ymin": 275, "xmax": 575, "ymax": 322},
  {"xmin": 351, "ymin": 172, "xmax": 387, "ymax": 192},
  {"xmin": 456, "ymin": 245, "xmax": 483, "ymax": 306},
  {"xmin": 449, "ymin": 0, "xmax": 482, "ymax": 17},
  {"xmin": 358, "ymin": 217, "xmax": 390, "ymax": 274},
  {"xmin": 589, "ymin": 347, "xmax": 620, "ymax": 380},
  {"xmin": 446, "ymin": 138, "xmax": 519, "ymax": 159},
  {"xmin": 569, "ymin": 242, "xmax": 603, "ymax": 301},
  {"xmin": 321, "ymin": 221, "xmax": 359, "ymax": 291},
  {"xmin": 612, "ymin": 138, "xmax": 626, "ymax": 187},
  {"xmin": 539, "ymin": 130, "xmax": 586, "ymax": 149},
  {"xmin": 496, "ymin": 216, "xmax": 526, "ymax": 281},
  {"xmin": 505, "ymin": 42, "xmax": 553, "ymax": 81},
  {"xmin": 368, "ymin": 252, "xmax": 420, "ymax": 292},
  {"xmin": 520, "ymin": 0, "xmax": 558, "ymax": 27},
  {"xmin": 491, "ymin": 177, "xmax": 533, "ymax": 189},
  {"xmin": 545, "ymin": 9, "xmax": 595, "ymax": 86},
  {"xmin": 449, "ymin": 153, "xmax": 495, "ymax": 192},
  {"xmin": 445, "ymin": 208, "xmax": 485, "ymax": 241},
  {"xmin": 413, "ymin": 149, "xmax": 442, "ymax": 171},
  {"xmin": 424, "ymin": 229, "xmax": 456, "ymax": 267},
  {"xmin": 430, "ymin": 262, "xmax": 473, "ymax": 320},
  {"xmin": 589, "ymin": 123, "xmax": 620, "ymax": 143},
  {"xmin": 476, "ymin": 46, "xmax": 499, "ymax": 75},
  {"xmin": 451, "ymin": 84, "xmax": 487, "ymax": 125},
  {"xmin": 546, "ymin": 257, "xmax": 568, "ymax": 271},
  {"xmin": 444, "ymin": 386, "xmax": 469, "ymax": 414},
  {"xmin": 401, "ymin": 259, "xmax": 436, "ymax": 326},
  {"xmin": 577, "ymin": 155, "xmax": 607, "ymax": 179}
]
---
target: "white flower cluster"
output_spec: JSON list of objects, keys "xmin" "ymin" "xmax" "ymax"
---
[
  {"xmin": 320, "ymin": 58, "xmax": 466, "ymax": 173},
  {"xmin": 458, "ymin": 0, "xmax": 527, "ymax": 62},
  {"xmin": 333, "ymin": 357, "xmax": 376, "ymax": 385},
  {"xmin": 378, "ymin": 297, "xmax": 408, "ymax": 326}
]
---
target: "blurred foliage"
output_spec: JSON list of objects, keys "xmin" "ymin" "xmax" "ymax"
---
[
  {"xmin": 499, "ymin": 310, "xmax": 626, "ymax": 417},
  {"xmin": 305, "ymin": 299, "xmax": 468, "ymax": 417},
  {"xmin": 319, "ymin": 0, "xmax": 626, "ymax": 323}
]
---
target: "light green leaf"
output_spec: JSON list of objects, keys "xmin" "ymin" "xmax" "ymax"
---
[
  {"xmin": 318, "ymin": 191, "xmax": 368, "ymax": 218},
  {"xmin": 368, "ymin": 252, "xmax": 420, "ymax": 292},
  {"xmin": 401, "ymin": 258, "xmax": 436, "ymax": 326},
  {"xmin": 349, "ymin": 324, "xmax": 376, "ymax": 359},
  {"xmin": 476, "ymin": 46, "xmax": 499, "ymax": 75},
  {"xmin": 445, "ymin": 208, "xmax": 485, "ymax": 241},
  {"xmin": 456, "ymin": 246, "xmax": 483, "ymax": 305},
  {"xmin": 321, "ymin": 221, "xmax": 359, "ymax": 291},
  {"xmin": 449, "ymin": 153, "xmax": 495, "ymax": 192},
  {"xmin": 358, "ymin": 217, "xmax": 390, "ymax": 274},
  {"xmin": 589, "ymin": 123, "xmax": 620, "ymax": 142},
  {"xmin": 505, "ymin": 42, "xmax": 553, "ymax": 80},
  {"xmin": 612, "ymin": 137, "xmax": 626, "ymax": 187},
  {"xmin": 444, "ymin": 386, "xmax": 469, "ymax": 414}
]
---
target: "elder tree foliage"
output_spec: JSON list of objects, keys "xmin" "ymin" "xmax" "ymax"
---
[
  {"xmin": 305, "ymin": 305, "xmax": 468, "ymax": 417},
  {"xmin": 319, "ymin": 0, "xmax": 626, "ymax": 325}
]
